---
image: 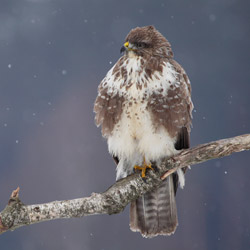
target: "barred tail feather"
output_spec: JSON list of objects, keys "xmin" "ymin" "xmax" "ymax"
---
[{"xmin": 130, "ymin": 175, "xmax": 178, "ymax": 238}]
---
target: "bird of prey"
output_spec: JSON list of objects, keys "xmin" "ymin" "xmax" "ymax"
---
[{"xmin": 94, "ymin": 25, "xmax": 193, "ymax": 238}]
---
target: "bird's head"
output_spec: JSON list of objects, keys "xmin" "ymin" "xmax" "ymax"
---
[{"xmin": 120, "ymin": 25, "xmax": 173, "ymax": 58}]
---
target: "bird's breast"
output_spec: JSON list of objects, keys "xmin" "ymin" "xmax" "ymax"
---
[{"xmin": 106, "ymin": 58, "xmax": 178, "ymax": 160}]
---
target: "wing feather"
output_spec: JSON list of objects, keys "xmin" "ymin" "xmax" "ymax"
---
[{"xmin": 94, "ymin": 85, "xmax": 124, "ymax": 137}]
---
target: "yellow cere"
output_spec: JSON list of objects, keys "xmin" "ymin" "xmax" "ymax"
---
[{"xmin": 124, "ymin": 42, "xmax": 129, "ymax": 48}]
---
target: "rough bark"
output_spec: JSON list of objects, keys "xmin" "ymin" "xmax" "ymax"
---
[{"xmin": 0, "ymin": 133, "xmax": 250, "ymax": 235}]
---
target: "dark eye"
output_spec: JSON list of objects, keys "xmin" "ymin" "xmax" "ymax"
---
[{"xmin": 135, "ymin": 42, "xmax": 149, "ymax": 48}]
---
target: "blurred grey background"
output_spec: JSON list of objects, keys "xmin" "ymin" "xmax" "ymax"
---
[{"xmin": 0, "ymin": 0, "xmax": 250, "ymax": 249}]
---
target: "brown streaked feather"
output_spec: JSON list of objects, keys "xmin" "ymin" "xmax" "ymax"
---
[
  {"xmin": 125, "ymin": 25, "xmax": 173, "ymax": 58},
  {"xmin": 94, "ymin": 86, "xmax": 124, "ymax": 137},
  {"xmin": 130, "ymin": 175, "xmax": 177, "ymax": 237},
  {"xmin": 146, "ymin": 59, "xmax": 193, "ymax": 138}
]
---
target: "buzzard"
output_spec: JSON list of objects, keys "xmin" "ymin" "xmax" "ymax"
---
[{"xmin": 94, "ymin": 25, "xmax": 193, "ymax": 237}]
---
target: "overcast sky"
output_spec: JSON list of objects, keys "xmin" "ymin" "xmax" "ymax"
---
[{"xmin": 0, "ymin": 0, "xmax": 250, "ymax": 249}]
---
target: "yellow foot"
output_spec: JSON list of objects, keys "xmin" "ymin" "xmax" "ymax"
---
[{"xmin": 134, "ymin": 162, "xmax": 154, "ymax": 178}]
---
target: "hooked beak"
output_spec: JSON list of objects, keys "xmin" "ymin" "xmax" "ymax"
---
[{"xmin": 120, "ymin": 41, "xmax": 129, "ymax": 54}]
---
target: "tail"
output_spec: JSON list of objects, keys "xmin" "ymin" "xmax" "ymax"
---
[{"xmin": 130, "ymin": 175, "xmax": 177, "ymax": 238}]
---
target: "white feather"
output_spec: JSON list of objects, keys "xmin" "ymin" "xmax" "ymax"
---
[
  {"xmin": 103, "ymin": 56, "xmax": 179, "ymax": 180},
  {"xmin": 177, "ymin": 168, "xmax": 185, "ymax": 188}
]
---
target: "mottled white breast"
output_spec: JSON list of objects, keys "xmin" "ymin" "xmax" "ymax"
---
[{"xmin": 104, "ymin": 55, "xmax": 178, "ymax": 178}]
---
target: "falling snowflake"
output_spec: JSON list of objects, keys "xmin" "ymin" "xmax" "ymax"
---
[
  {"xmin": 62, "ymin": 70, "xmax": 67, "ymax": 75},
  {"xmin": 209, "ymin": 14, "xmax": 216, "ymax": 22}
]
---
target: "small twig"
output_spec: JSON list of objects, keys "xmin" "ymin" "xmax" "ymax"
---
[
  {"xmin": 0, "ymin": 133, "xmax": 249, "ymax": 235},
  {"xmin": 10, "ymin": 187, "xmax": 20, "ymax": 199}
]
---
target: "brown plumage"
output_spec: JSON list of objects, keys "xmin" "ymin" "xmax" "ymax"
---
[{"xmin": 94, "ymin": 25, "xmax": 193, "ymax": 237}]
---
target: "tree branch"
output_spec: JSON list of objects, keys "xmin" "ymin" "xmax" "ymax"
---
[{"xmin": 1, "ymin": 133, "xmax": 250, "ymax": 235}]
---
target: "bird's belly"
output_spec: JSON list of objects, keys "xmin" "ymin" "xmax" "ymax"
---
[{"xmin": 107, "ymin": 102, "xmax": 177, "ymax": 163}]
